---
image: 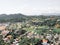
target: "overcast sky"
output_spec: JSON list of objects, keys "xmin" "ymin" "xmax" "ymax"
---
[{"xmin": 0, "ymin": 0, "xmax": 60, "ymax": 15}]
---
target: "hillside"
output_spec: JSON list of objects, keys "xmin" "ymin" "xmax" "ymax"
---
[{"xmin": 0, "ymin": 13, "xmax": 60, "ymax": 22}]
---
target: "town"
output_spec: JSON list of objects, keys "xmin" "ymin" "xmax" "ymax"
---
[{"xmin": 0, "ymin": 14, "xmax": 60, "ymax": 45}]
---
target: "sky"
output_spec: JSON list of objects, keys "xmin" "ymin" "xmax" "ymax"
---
[{"xmin": 0, "ymin": 0, "xmax": 60, "ymax": 15}]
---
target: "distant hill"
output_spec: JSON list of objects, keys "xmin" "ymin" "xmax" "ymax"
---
[
  {"xmin": 0, "ymin": 13, "xmax": 28, "ymax": 22},
  {"xmin": 0, "ymin": 13, "xmax": 60, "ymax": 22}
]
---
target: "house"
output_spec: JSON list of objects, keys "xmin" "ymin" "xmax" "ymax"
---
[
  {"xmin": 0, "ymin": 26, "xmax": 6, "ymax": 30},
  {"xmin": 1, "ymin": 30, "xmax": 9, "ymax": 37}
]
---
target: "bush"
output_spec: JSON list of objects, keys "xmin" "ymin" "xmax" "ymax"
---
[{"xmin": 19, "ymin": 37, "xmax": 39, "ymax": 45}]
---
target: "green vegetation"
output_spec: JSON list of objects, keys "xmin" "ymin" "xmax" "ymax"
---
[{"xmin": 0, "ymin": 14, "xmax": 60, "ymax": 45}]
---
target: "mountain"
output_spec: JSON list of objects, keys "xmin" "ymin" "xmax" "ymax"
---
[
  {"xmin": 0, "ymin": 13, "xmax": 60, "ymax": 22},
  {"xmin": 0, "ymin": 13, "xmax": 28, "ymax": 22}
]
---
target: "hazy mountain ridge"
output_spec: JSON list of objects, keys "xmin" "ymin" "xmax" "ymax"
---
[{"xmin": 0, "ymin": 13, "xmax": 60, "ymax": 22}]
